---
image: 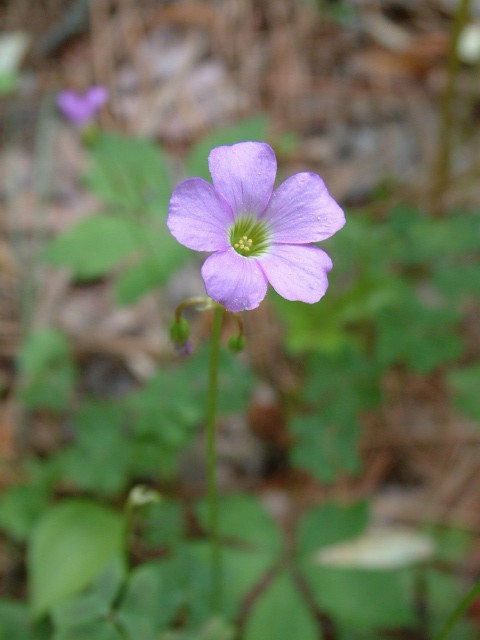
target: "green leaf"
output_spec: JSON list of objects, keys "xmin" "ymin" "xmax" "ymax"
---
[
  {"xmin": 43, "ymin": 214, "xmax": 142, "ymax": 280},
  {"xmin": 28, "ymin": 499, "xmax": 125, "ymax": 617},
  {"xmin": 171, "ymin": 543, "xmax": 278, "ymax": 626},
  {"xmin": 448, "ymin": 364, "xmax": 480, "ymax": 421},
  {"xmin": 140, "ymin": 500, "xmax": 184, "ymax": 548},
  {"xmin": 115, "ymin": 246, "xmax": 188, "ymax": 305},
  {"xmin": 188, "ymin": 617, "xmax": 235, "ymax": 640},
  {"xmin": 180, "ymin": 346, "xmax": 256, "ymax": 414},
  {"xmin": 220, "ymin": 547, "xmax": 275, "ymax": 621},
  {"xmin": 0, "ymin": 484, "xmax": 50, "ymax": 542},
  {"xmin": 424, "ymin": 525, "xmax": 473, "ymax": 564},
  {"xmin": 375, "ymin": 294, "xmax": 463, "ymax": 373},
  {"xmin": 297, "ymin": 501, "xmax": 369, "ymax": 557},
  {"xmin": 51, "ymin": 557, "xmax": 125, "ymax": 630},
  {"xmin": 426, "ymin": 570, "xmax": 477, "ymax": 638},
  {"xmin": 289, "ymin": 346, "xmax": 380, "ymax": 483},
  {"xmin": 60, "ymin": 402, "xmax": 130, "ymax": 497},
  {"xmin": 434, "ymin": 265, "xmax": 480, "ymax": 299},
  {"xmin": 290, "ymin": 413, "xmax": 362, "ymax": 484},
  {"xmin": 0, "ymin": 599, "xmax": 48, "ymax": 640},
  {"xmin": 302, "ymin": 347, "xmax": 381, "ymax": 412},
  {"xmin": 302, "ymin": 564, "xmax": 415, "ymax": 631},
  {"xmin": 17, "ymin": 328, "xmax": 76, "ymax": 412},
  {"xmin": 116, "ymin": 561, "xmax": 182, "ymax": 638},
  {"xmin": 197, "ymin": 494, "xmax": 282, "ymax": 555},
  {"xmin": 244, "ymin": 571, "xmax": 318, "ymax": 640},
  {"xmin": 52, "ymin": 620, "xmax": 124, "ymax": 640},
  {"xmin": 85, "ymin": 133, "xmax": 172, "ymax": 215},
  {"xmin": 127, "ymin": 347, "xmax": 255, "ymax": 478},
  {"xmin": 186, "ymin": 115, "xmax": 269, "ymax": 180},
  {"xmin": 272, "ymin": 214, "xmax": 398, "ymax": 354}
]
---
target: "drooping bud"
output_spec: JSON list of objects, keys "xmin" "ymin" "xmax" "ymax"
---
[
  {"xmin": 170, "ymin": 316, "xmax": 190, "ymax": 349},
  {"xmin": 228, "ymin": 334, "xmax": 246, "ymax": 353}
]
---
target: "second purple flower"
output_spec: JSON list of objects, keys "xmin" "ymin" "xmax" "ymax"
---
[{"xmin": 167, "ymin": 141, "xmax": 345, "ymax": 312}]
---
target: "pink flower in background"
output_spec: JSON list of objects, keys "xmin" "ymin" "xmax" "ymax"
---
[
  {"xmin": 167, "ymin": 141, "xmax": 345, "ymax": 312},
  {"xmin": 57, "ymin": 85, "xmax": 108, "ymax": 127}
]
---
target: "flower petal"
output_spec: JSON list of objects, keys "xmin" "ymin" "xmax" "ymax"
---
[
  {"xmin": 261, "ymin": 172, "xmax": 345, "ymax": 244},
  {"xmin": 208, "ymin": 142, "xmax": 276, "ymax": 216},
  {"xmin": 260, "ymin": 244, "xmax": 333, "ymax": 303},
  {"xmin": 85, "ymin": 85, "xmax": 108, "ymax": 110},
  {"xmin": 167, "ymin": 178, "xmax": 233, "ymax": 251},
  {"xmin": 201, "ymin": 249, "xmax": 268, "ymax": 312},
  {"xmin": 57, "ymin": 91, "xmax": 90, "ymax": 126}
]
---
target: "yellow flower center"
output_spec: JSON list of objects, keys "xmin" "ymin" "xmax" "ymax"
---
[{"xmin": 229, "ymin": 216, "xmax": 271, "ymax": 257}]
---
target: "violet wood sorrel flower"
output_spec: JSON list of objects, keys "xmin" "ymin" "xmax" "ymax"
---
[
  {"xmin": 167, "ymin": 141, "xmax": 345, "ymax": 312},
  {"xmin": 57, "ymin": 85, "xmax": 108, "ymax": 127}
]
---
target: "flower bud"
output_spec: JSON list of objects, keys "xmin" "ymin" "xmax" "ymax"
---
[
  {"xmin": 170, "ymin": 316, "xmax": 190, "ymax": 346},
  {"xmin": 228, "ymin": 334, "xmax": 246, "ymax": 353},
  {"xmin": 127, "ymin": 484, "xmax": 161, "ymax": 509}
]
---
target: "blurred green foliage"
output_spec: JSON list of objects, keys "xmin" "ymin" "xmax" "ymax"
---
[{"xmin": 274, "ymin": 205, "xmax": 480, "ymax": 486}]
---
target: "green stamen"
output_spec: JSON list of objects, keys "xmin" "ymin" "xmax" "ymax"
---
[{"xmin": 229, "ymin": 216, "xmax": 271, "ymax": 257}]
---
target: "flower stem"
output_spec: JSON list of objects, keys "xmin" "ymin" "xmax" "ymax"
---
[
  {"xmin": 431, "ymin": 0, "xmax": 470, "ymax": 216},
  {"xmin": 434, "ymin": 577, "xmax": 480, "ymax": 640},
  {"xmin": 206, "ymin": 304, "xmax": 224, "ymax": 613}
]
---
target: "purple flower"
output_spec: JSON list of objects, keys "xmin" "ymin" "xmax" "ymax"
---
[
  {"xmin": 57, "ymin": 85, "xmax": 108, "ymax": 127},
  {"xmin": 167, "ymin": 142, "xmax": 345, "ymax": 312}
]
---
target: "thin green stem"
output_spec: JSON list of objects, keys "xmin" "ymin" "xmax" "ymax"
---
[
  {"xmin": 434, "ymin": 577, "xmax": 480, "ymax": 640},
  {"xmin": 431, "ymin": 0, "xmax": 470, "ymax": 215},
  {"xmin": 205, "ymin": 304, "xmax": 224, "ymax": 613}
]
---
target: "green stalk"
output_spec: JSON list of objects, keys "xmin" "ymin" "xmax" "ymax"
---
[
  {"xmin": 206, "ymin": 304, "xmax": 224, "ymax": 612},
  {"xmin": 434, "ymin": 578, "xmax": 480, "ymax": 640},
  {"xmin": 431, "ymin": 0, "xmax": 470, "ymax": 215}
]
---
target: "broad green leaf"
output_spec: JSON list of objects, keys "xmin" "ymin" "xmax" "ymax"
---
[
  {"xmin": 297, "ymin": 501, "xmax": 369, "ymax": 557},
  {"xmin": 186, "ymin": 115, "xmax": 269, "ymax": 180},
  {"xmin": 244, "ymin": 571, "xmax": 318, "ymax": 640},
  {"xmin": 52, "ymin": 620, "xmax": 124, "ymax": 640},
  {"xmin": 221, "ymin": 547, "xmax": 276, "ymax": 621},
  {"xmin": 116, "ymin": 561, "xmax": 182, "ymax": 637},
  {"xmin": 448, "ymin": 364, "xmax": 480, "ymax": 421},
  {"xmin": 189, "ymin": 617, "xmax": 235, "ymax": 640},
  {"xmin": 29, "ymin": 499, "xmax": 125, "ymax": 617},
  {"xmin": 197, "ymin": 494, "xmax": 282, "ymax": 555},
  {"xmin": 43, "ymin": 214, "xmax": 141, "ymax": 279},
  {"xmin": 85, "ymin": 133, "xmax": 172, "ymax": 215},
  {"xmin": 17, "ymin": 328, "xmax": 76, "ymax": 412},
  {"xmin": 157, "ymin": 618, "xmax": 235, "ymax": 640},
  {"xmin": 0, "ymin": 484, "xmax": 50, "ymax": 542},
  {"xmin": 51, "ymin": 557, "xmax": 125, "ymax": 630},
  {"xmin": 426, "ymin": 570, "xmax": 477, "ymax": 638},
  {"xmin": 302, "ymin": 564, "xmax": 415, "ymax": 630},
  {"xmin": 172, "ymin": 543, "xmax": 278, "ymax": 626},
  {"xmin": 0, "ymin": 599, "xmax": 48, "ymax": 640}
]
